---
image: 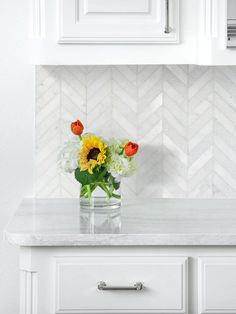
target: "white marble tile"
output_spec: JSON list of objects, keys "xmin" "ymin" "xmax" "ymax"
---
[{"xmin": 36, "ymin": 65, "xmax": 236, "ymax": 199}]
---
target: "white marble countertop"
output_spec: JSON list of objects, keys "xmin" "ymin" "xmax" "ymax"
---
[{"xmin": 5, "ymin": 198, "xmax": 236, "ymax": 246}]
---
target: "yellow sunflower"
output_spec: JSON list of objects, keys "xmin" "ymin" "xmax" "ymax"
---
[{"xmin": 79, "ymin": 135, "xmax": 107, "ymax": 174}]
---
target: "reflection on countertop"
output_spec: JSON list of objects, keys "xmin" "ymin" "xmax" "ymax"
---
[{"xmin": 80, "ymin": 207, "xmax": 121, "ymax": 234}]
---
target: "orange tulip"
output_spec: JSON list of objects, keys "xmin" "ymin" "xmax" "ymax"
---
[
  {"xmin": 125, "ymin": 141, "xmax": 139, "ymax": 157},
  {"xmin": 71, "ymin": 120, "xmax": 84, "ymax": 136}
]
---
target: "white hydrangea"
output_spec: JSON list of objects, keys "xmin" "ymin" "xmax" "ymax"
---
[
  {"xmin": 108, "ymin": 138, "xmax": 128, "ymax": 154},
  {"xmin": 107, "ymin": 153, "xmax": 137, "ymax": 178},
  {"xmin": 58, "ymin": 140, "xmax": 82, "ymax": 173}
]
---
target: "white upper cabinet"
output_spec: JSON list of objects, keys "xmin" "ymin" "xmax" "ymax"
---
[
  {"xmin": 58, "ymin": 0, "xmax": 179, "ymax": 44},
  {"xmin": 30, "ymin": 0, "xmax": 236, "ymax": 65},
  {"xmin": 197, "ymin": 0, "xmax": 236, "ymax": 65}
]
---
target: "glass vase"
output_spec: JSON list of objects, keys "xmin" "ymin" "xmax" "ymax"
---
[
  {"xmin": 80, "ymin": 207, "xmax": 121, "ymax": 233},
  {"xmin": 80, "ymin": 178, "xmax": 121, "ymax": 210}
]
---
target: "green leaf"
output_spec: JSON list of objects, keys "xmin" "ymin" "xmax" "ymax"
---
[
  {"xmin": 109, "ymin": 175, "xmax": 120, "ymax": 190},
  {"xmin": 113, "ymin": 181, "xmax": 120, "ymax": 190},
  {"xmin": 75, "ymin": 167, "xmax": 107, "ymax": 186},
  {"xmin": 97, "ymin": 167, "xmax": 108, "ymax": 180}
]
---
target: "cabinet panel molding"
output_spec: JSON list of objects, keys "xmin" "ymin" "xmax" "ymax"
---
[
  {"xmin": 20, "ymin": 270, "xmax": 38, "ymax": 314},
  {"xmin": 199, "ymin": 257, "xmax": 236, "ymax": 314},
  {"xmin": 30, "ymin": 0, "xmax": 45, "ymax": 39},
  {"xmin": 54, "ymin": 256, "xmax": 188, "ymax": 314},
  {"xmin": 58, "ymin": 0, "xmax": 179, "ymax": 44},
  {"xmin": 85, "ymin": 0, "xmax": 150, "ymax": 14}
]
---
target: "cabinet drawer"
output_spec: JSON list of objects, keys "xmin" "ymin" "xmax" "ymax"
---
[
  {"xmin": 199, "ymin": 257, "xmax": 236, "ymax": 314},
  {"xmin": 54, "ymin": 256, "xmax": 188, "ymax": 314}
]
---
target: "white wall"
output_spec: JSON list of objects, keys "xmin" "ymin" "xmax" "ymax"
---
[{"xmin": 0, "ymin": 0, "xmax": 34, "ymax": 313}]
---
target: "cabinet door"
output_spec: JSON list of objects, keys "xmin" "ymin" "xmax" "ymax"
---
[
  {"xmin": 58, "ymin": 0, "xmax": 179, "ymax": 43},
  {"xmin": 199, "ymin": 257, "xmax": 236, "ymax": 314},
  {"xmin": 54, "ymin": 256, "xmax": 188, "ymax": 313}
]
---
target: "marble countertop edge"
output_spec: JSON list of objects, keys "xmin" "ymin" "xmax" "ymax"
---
[{"xmin": 6, "ymin": 231, "xmax": 236, "ymax": 247}]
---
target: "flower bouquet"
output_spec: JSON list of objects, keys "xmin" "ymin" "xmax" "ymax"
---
[{"xmin": 59, "ymin": 119, "xmax": 139, "ymax": 209}]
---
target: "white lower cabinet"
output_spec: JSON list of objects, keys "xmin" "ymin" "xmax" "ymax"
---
[
  {"xmin": 19, "ymin": 248, "xmax": 236, "ymax": 314},
  {"xmin": 199, "ymin": 257, "xmax": 236, "ymax": 314},
  {"xmin": 54, "ymin": 256, "xmax": 187, "ymax": 314}
]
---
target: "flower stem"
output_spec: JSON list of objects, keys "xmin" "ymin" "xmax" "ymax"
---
[
  {"xmin": 80, "ymin": 178, "xmax": 121, "ymax": 204},
  {"xmin": 98, "ymin": 183, "xmax": 112, "ymax": 199},
  {"xmin": 111, "ymin": 193, "xmax": 121, "ymax": 199},
  {"xmin": 87, "ymin": 184, "xmax": 92, "ymax": 204},
  {"xmin": 81, "ymin": 184, "xmax": 97, "ymax": 198}
]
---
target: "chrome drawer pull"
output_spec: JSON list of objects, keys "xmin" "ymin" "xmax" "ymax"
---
[
  {"xmin": 164, "ymin": 0, "xmax": 171, "ymax": 33},
  {"xmin": 97, "ymin": 281, "xmax": 143, "ymax": 291}
]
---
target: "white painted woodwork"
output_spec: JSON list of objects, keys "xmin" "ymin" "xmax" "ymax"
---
[
  {"xmin": 86, "ymin": 0, "xmax": 149, "ymax": 13},
  {"xmin": 29, "ymin": 0, "xmax": 236, "ymax": 65},
  {"xmin": 20, "ymin": 270, "xmax": 38, "ymax": 314},
  {"xmin": 17, "ymin": 247, "xmax": 236, "ymax": 314},
  {"xmin": 29, "ymin": 0, "xmax": 45, "ymax": 39},
  {"xmin": 199, "ymin": 257, "xmax": 236, "ymax": 314},
  {"xmin": 58, "ymin": 0, "xmax": 179, "ymax": 44},
  {"xmin": 30, "ymin": 0, "xmax": 194, "ymax": 64},
  {"xmin": 54, "ymin": 256, "xmax": 187, "ymax": 314}
]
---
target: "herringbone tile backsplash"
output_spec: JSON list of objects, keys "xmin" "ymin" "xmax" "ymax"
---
[{"xmin": 36, "ymin": 65, "xmax": 236, "ymax": 198}]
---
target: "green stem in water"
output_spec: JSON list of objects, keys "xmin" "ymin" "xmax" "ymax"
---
[
  {"xmin": 81, "ymin": 178, "xmax": 121, "ymax": 203},
  {"xmin": 98, "ymin": 183, "xmax": 112, "ymax": 199},
  {"xmin": 98, "ymin": 183, "xmax": 121, "ymax": 200},
  {"xmin": 111, "ymin": 193, "xmax": 121, "ymax": 199},
  {"xmin": 81, "ymin": 184, "xmax": 97, "ymax": 198},
  {"xmin": 87, "ymin": 184, "xmax": 92, "ymax": 204}
]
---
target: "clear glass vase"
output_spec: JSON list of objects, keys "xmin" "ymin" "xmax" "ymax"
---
[
  {"xmin": 80, "ymin": 207, "xmax": 121, "ymax": 233},
  {"xmin": 80, "ymin": 178, "xmax": 121, "ymax": 210}
]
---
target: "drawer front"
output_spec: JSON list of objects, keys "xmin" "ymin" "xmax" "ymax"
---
[
  {"xmin": 199, "ymin": 257, "xmax": 236, "ymax": 314},
  {"xmin": 54, "ymin": 256, "xmax": 188, "ymax": 314}
]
